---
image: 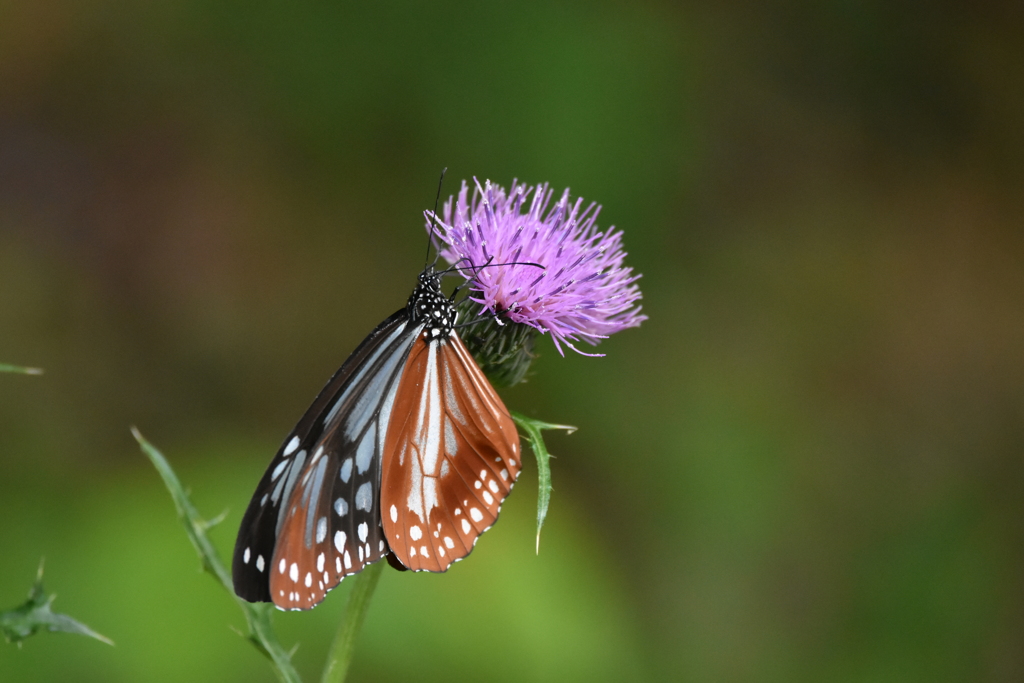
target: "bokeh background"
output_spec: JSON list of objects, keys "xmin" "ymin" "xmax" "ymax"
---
[{"xmin": 2, "ymin": 2, "xmax": 1023, "ymax": 681}]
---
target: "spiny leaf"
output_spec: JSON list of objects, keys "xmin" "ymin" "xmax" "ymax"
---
[
  {"xmin": 510, "ymin": 412, "xmax": 576, "ymax": 553},
  {"xmin": 1, "ymin": 560, "xmax": 112, "ymax": 647},
  {"xmin": 131, "ymin": 427, "xmax": 303, "ymax": 683}
]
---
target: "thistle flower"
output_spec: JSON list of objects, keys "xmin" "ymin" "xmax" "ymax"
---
[{"xmin": 428, "ymin": 179, "xmax": 646, "ymax": 360}]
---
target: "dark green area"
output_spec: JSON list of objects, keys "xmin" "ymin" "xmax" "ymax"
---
[{"xmin": 2, "ymin": 2, "xmax": 1022, "ymax": 681}]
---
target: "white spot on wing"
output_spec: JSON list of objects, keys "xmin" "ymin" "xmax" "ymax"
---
[
  {"xmin": 390, "ymin": 504, "xmax": 398, "ymax": 522},
  {"xmin": 334, "ymin": 530, "xmax": 346, "ymax": 553},
  {"xmin": 256, "ymin": 555, "xmax": 265, "ymax": 572},
  {"xmin": 488, "ymin": 479, "xmax": 499, "ymax": 493},
  {"xmin": 289, "ymin": 563, "xmax": 298, "ymax": 582},
  {"xmin": 316, "ymin": 517, "xmax": 327, "ymax": 543},
  {"xmin": 339, "ymin": 458, "xmax": 353, "ymax": 483},
  {"xmin": 317, "ymin": 553, "xmax": 325, "ymax": 572},
  {"xmin": 355, "ymin": 423, "xmax": 376, "ymax": 474},
  {"xmin": 358, "ymin": 522, "xmax": 368, "ymax": 543},
  {"xmin": 283, "ymin": 436, "xmax": 300, "ymax": 456},
  {"xmin": 483, "ymin": 490, "xmax": 494, "ymax": 505},
  {"xmin": 243, "ymin": 547, "xmax": 251, "ymax": 564},
  {"xmin": 302, "ymin": 456, "xmax": 329, "ymax": 544},
  {"xmin": 355, "ymin": 482, "xmax": 372, "ymax": 511},
  {"xmin": 270, "ymin": 467, "xmax": 289, "ymax": 504},
  {"xmin": 334, "ymin": 498, "xmax": 348, "ymax": 516},
  {"xmin": 461, "ymin": 519, "xmax": 471, "ymax": 534},
  {"xmin": 271, "ymin": 459, "xmax": 289, "ymax": 481},
  {"xmin": 470, "ymin": 508, "xmax": 483, "ymax": 522},
  {"xmin": 444, "ymin": 536, "xmax": 454, "ymax": 549},
  {"xmin": 410, "ymin": 525, "xmax": 422, "ymax": 541}
]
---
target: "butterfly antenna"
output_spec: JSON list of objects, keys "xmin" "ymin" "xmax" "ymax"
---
[
  {"xmin": 425, "ymin": 167, "xmax": 447, "ymax": 269},
  {"xmin": 446, "ymin": 258, "xmax": 545, "ymax": 301},
  {"xmin": 440, "ymin": 260, "xmax": 544, "ymax": 277}
]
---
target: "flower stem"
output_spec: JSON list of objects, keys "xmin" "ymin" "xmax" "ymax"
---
[{"xmin": 320, "ymin": 560, "xmax": 385, "ymax": 683}]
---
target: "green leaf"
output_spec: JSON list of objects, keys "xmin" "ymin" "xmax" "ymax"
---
[
  {"xmin": 510, "ymin": 412, "xmax": 576, "ymax": 553},
  {"xmin": 0, "ymin": 364, "xmax": 43, "ymax": 375},
  {"xmin": 1, "ymin": 560, "xmax": 113, "ymax": 647},
  {"xmin": 131, "ymin": 427, "xmax": 304, "ymax": 683}
]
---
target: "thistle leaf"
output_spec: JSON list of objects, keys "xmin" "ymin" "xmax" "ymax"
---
[
  {"xmin": 1, "ymin": 560, "xmax": 112, "ymax": 646},
  {"xmin": 132, "ymin": 427, "xmax": 303, "ymax": 683},
  {"xmin": 510, "ymin": 412, "xmax": 576, "ymax": 553}
]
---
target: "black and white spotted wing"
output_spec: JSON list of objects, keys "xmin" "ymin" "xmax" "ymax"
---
[{"xmin": 232, "ymin": 309, "xmax": 422, "ymax": 609}]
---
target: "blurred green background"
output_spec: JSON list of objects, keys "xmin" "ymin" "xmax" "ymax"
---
[{"xmin": 2, "ymin": 2, "xmax": 1022, "ymax": 681}]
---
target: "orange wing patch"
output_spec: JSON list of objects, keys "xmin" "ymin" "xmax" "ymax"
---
[{"xmin": 380, "ymin": 334, "xmax": 521, "ymax": 571}]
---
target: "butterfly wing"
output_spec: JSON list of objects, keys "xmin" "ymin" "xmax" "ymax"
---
[
  {"xmin": 380, "ymin": 332, "xmax": 522, "ymax": 572},
  {"xmin": 233, "ymin": 309, "xmax": 421, "ymax": 609}
]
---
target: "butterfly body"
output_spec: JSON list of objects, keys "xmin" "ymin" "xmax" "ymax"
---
[{"xmin": 233, "ymin": 267, "xmax": 521, "ymax": 610}]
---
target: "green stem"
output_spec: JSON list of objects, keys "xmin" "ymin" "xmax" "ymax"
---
[{"xmin": 320, "ymin": 561, "xmax": 385, "ymax": 683}]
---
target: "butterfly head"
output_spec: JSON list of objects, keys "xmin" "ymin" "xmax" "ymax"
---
[{"xmin": 408, "ymin": 267, "xmax": 456, "ymax": 341}]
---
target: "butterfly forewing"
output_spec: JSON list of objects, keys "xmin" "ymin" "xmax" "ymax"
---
[
  {"xmin": 233, "ymin": 310, "xmax": 421, "ymax": 608},
  {"xmin": 380, "ymin": 333, "xmax": 521, "ymax": 572}
]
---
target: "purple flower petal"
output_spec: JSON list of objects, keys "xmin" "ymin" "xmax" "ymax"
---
[{"xmin": 427, "ymin": 179, "xmax": 646, "ymax": 356}]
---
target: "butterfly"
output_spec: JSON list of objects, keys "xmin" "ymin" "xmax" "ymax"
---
[{"xmin": 231, "ymin": 262, "xmax": 523, "ymax": 610}]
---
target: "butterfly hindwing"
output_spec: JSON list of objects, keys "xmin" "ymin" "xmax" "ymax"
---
[
  {"xmin": 380, "ymin": 333, "xmax": 521, "ymax": 572},
  {"xmin": 232, "ymin": 309, "xmax": 420, "ymax": 608}
]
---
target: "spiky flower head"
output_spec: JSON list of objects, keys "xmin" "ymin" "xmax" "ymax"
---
[{"xmin": 427, "ymin": 179, "xmax": 646, "ymax": 364}]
